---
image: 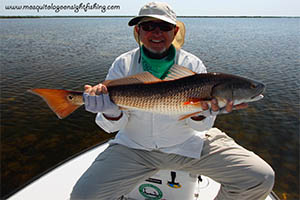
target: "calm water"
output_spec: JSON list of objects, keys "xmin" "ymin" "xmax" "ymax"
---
[{"xmin": 1, "ymin": 18, "xmax": 299, "ymax": 199}]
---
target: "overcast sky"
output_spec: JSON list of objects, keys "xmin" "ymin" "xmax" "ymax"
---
[{"xmin": 1, "ymin": 0, "xmax": 299, "ymax": 16}]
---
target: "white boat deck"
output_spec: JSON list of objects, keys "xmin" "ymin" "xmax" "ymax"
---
[{"xmin": 7, "ymin": 142, "xmax": 279, "ymax": 200}]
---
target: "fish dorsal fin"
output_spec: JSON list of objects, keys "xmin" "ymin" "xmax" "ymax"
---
[
  {"xmin": 103, "ymin": 72, "xmax": 161, "ymax": 87},
  {"xmin": 164, "ymin": 64, "xmax": 196, "ymax": 81}
]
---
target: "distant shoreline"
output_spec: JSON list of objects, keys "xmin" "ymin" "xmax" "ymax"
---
[{"xmin": 0, "ymin": 15, "xmax": 299, "ymax": 19}]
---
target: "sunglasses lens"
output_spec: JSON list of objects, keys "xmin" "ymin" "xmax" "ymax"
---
[
  {"xmin": 159, "ymin": 24, "xmax": 174, "ymax": 31},
  {"xmin": 141, "ymin": 24, "xmax": 154, "ymax": 31},
  {"xmin": 140, "ymin": 22, "xmax": 174, "ymax": 32}
]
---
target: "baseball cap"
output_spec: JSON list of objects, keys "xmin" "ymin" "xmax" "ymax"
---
[
  {"xmin": 128, "ymin": 2, "xmax": 177, "ymax": 26},
  {"xmin": 129, "ymin": 2, "xmax": 185, "ymax": 49}
]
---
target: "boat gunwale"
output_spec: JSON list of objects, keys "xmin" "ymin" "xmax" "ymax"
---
[{"xmin": 4, "ymin": 139, "xmax": 110, "ymax": 199}]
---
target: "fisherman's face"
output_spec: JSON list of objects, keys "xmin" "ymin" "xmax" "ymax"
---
[{"xmin": 136, "ymin": 20, "xmax": 179, "ymax": 54}]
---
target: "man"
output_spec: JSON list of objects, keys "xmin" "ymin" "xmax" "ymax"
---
[{"xmin": 71, "ymin": 2, "xmax": 274, "ymax": 200}]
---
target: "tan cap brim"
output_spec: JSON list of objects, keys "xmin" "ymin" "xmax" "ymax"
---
[{"xmin": 129, "ymin": 15, "xmax": 177, "ymax": 26}]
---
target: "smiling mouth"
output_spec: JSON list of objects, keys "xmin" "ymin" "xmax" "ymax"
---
[{"xmin": 150, "ymin": 39, "xmax": 164, "ymax": 43}]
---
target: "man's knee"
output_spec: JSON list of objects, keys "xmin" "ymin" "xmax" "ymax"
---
[
  {"xmin": 249, "ymin": 160, "xmax": 275, "ymax": 195},
  {"xmin": 259, "ymin": 165, "xmax": 275, "ymax": 192}
]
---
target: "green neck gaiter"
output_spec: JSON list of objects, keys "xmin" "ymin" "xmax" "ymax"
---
[{"xmin": 141, "ymin": 45, "xmax": 176, "ymax": 79}]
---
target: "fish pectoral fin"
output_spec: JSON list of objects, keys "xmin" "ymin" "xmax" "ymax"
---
[
  {"xmin": 163, "ymin": 65, "xmax": 196, "ymax": 81},
  {"xmin": 119, "ymin": 106, "xmax": 128, "ymax": 110},
  {"xmin": 179, "ymin": 111, "xmax": 203, "ymax": 120},
  {"xmin": 183, "ymin": 98, "xmax": 210, "ymax": 106},
  {"xmin": 103, "ymin": 72, "xmax": 161, "ymax": 87}
]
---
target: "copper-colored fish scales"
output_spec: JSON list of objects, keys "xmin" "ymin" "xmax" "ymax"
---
[
  {"xmin": 28, "ymin": 65, "xmax": 265, "ymax": 119},
  {"xmin": 108, "ymin": 74, "xmax": 217, "ymax": 115}
]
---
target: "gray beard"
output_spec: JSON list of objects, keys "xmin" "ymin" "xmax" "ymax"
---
[{"xmin": 147, "ymin": 47, "xmax": 167, "ymax": 54}]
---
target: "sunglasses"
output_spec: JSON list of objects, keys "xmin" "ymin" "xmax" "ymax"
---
[{"xmin": 139, "ymin": 21, "xmax": 176, "ymax": 32}]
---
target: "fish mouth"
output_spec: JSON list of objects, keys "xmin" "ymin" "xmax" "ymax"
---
[
  {"xmin": 251, "ymin": 94, "xmax": 264, "ymax": 101},
  {"xmin": 250, "ymin": 83, "xmax": 265, "ymax": 100}
]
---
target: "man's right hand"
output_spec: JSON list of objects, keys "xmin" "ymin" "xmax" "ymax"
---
[
  {"xmin": 83, "ymin": 84, "xmax": 121, "ymax": 117},
  {"xmin": 84, "ymin": 84, "xmax": 108, "ymax": 95}
]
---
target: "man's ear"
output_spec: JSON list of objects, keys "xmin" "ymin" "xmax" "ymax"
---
[
  {"xmin": 174, "ymin": 26, "xmax": 179, "ymax": 36},
  {"xmin": 135, "ymin": 25, "xmax": 139, "ymax": 33}
]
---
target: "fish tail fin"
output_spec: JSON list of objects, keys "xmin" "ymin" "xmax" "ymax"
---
[{"xmin": 28, "ymin": 88, "xmax": 83, "ymax": 119}]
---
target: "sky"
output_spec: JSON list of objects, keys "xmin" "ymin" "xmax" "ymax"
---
[{"xmin": 1, "ymin": 0, "xmax": 299, "ymax": 17}]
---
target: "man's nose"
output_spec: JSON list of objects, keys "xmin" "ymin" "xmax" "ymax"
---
[{"xmin": 152, "ymin": 27, "xmax": 163, "ymax": 35}]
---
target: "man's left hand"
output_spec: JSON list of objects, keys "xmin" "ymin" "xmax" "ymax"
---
[{"xmin": 201, "ymin": 99, "xmax": 248, "ymax": 115}]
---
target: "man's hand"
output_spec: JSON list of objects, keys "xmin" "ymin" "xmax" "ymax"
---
[
  {"xmin": 83, "ymin": 84, "xmax": 121, "ymax": 118},
  {"xmin": 201, "ymin": 99, "xmax": 248, "ymax": 115},
  {"xmin": 191, "ymin": 99, "xmax": 248, "ymax": 121},
  {"xmin": 84, "ymin": 84, "xmax": 108, "ymax": 95}
]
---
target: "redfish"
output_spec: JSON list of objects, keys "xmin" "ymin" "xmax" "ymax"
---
[{"xmin": 28, "ymin": 65, "xmax": 265, "ymax": 120}]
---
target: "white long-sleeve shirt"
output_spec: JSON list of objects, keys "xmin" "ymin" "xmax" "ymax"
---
[{"xmin": 95, "ymin": 48, "xmax": 216, "ymax": 159}]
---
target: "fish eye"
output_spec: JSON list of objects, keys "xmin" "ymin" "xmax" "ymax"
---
[
  {"xmin": 68, "ymin": 95, "xmax": 73, "ymax": 100},
  {"xmin": 250, "ymin": 84, "xmax": 257, "ymax": 89}
]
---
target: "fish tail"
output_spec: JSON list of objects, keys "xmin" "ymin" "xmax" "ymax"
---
[{"xmin": 28, "ymin": 88, "xmax": 83, "ymax": 119}]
